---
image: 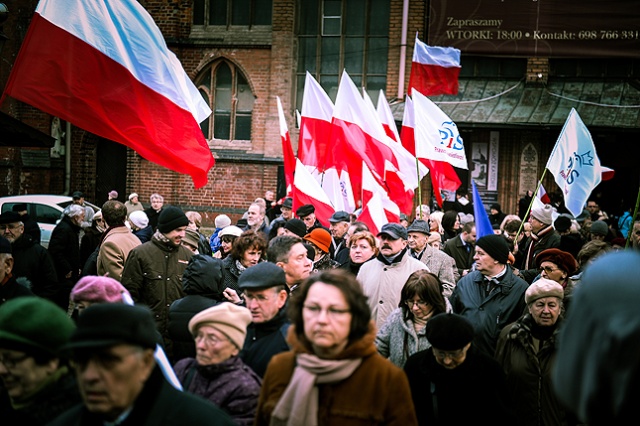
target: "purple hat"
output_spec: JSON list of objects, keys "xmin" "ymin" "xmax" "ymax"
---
[{"xmin": 71, "ymin": 276, "xmax": 130, "ymax": 304}]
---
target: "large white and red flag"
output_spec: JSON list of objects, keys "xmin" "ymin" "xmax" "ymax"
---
[
  {"xmin": 292, "ymin": 159, "xmax": 335, "ymax": 227},
  {"xmin": 408, "ymin": 35, "xmax": 461, "ymax": 97},
  {"xmin": 376, "ymin": 90, "xmax": 401, "ymax": 143},
  {"xmin": 401, "ymin": 95, "xmax": 461, "ymax": 207},
  {"xmin": 358, "ymin": 192, "xmax": 389, "ymax": 237},
  {"xmin": 276, "ymin": 97, "xmax": 295, "ymax": 195},
  {"xmin": 320, "ymin": 167, "xmax": 356, "ymax": 213},
  {"xmin": 413, "ymin": 90, "xmax": 468, "ymax": 170},
  {"xmin": 298, "ymin": 72, "xmax": 333, "ymax": 172},
  {"xmin": 361, "ymin": 163, "xmax": 401, "ymax": 224},
  {"xmin": 1, "ymin": 0, "xmax": 213, "ymax": 188}
]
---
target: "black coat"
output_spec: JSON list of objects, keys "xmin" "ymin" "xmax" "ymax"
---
[
  {"xmin": 240, "ymin": 308, "xmax": 290, "ymax": 377},
  {"xmin": 12, "ymin": 234, "xmax": 58, "ymax": 300},
  {"xmin": 48, "ymin": 367, "xmax": 235, "ymax": 426},
  {"xmin": 48, "ymin": 216, "xmax": 82, "ymax": 308},
  {"xmin": 0, "ymin": 275, "xmax": 33, "ymax": 306}
]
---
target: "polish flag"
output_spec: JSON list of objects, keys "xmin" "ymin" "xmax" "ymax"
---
[
  {"xmin": 537, "ymin": 184, "xmax": 551, "ymax": 205},
  {"xmin": 292, "ymin": 159, "xmax": 335, "ymax": 227},
  {"xmin": 376, "ymin": 90, "xmax": 401, "ymax": 143},
  {"xmin": 276, "ymin": 97, "xmax": 295, "ymax": 195},
  {"xmin": 357, "ymin": 192, "xmax": 390, "ymax": 237},
  {"xmin": 2, "ymin": 0, "xmax": 214, "ymax": 188},
  {"xmin": 601, "ymin": 166, "xmax": 615, "ymax": 181},
  {"xmin": 298, "ymin": 72, "xmax": 333, "ymax": 172},
  {"xmin": 320, "ymin": 167, "xmax": 356, "ymax": 213},
  {"xmin": 361, "ymin": 163, "xmax": 401, "ymax": 223},
  {"xmin": 408, "ymin": 35, "xmax": 461, "ymax": 97}
]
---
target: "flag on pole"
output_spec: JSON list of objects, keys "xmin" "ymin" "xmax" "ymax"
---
[
  {"xmin": 537, "ymin": 183, "xmax": 551, "ymax": 205},
  {"xmin": 471, "ymin": 180, "xmax": 493, "ymax": 239},
  {"xmin": 413, "ymin": 90, "xmax": 468, "ymax": 170},
  {"xmin": 376, "ymin": 90, "xmax": 401, "ymax": 142},
  {"xmin": 298, "ymin": 72, "xmax": 334, "ymax": 172},
  {"xmin": 276, "ymin": 97, "xmax": 295, "ymax": 195},
  {"xmin": 408, "ymin": 35, "xmax": 461, "ymax": 97},
  {"xmin": 546, "ymin": 108, "xmax": 602, "ymax": 217},
  {"xmin": 292, "ymin": 159, "xmax": 335, "ymax": 227},
  {"xmin": 2, "ymin": 0, "xmax": 213, "ymax": 188}
]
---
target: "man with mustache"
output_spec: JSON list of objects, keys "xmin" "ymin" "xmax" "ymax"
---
[{"xmin": 357, "ymin": 223, "xmax": 428, "ymax": 329}]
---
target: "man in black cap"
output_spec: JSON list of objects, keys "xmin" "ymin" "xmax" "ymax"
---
[
  {"xmin": 0, "ymin": 211, "xmax": 58, "ymax": 301},
  {"xmin": 267, "ymin": 235, "xmax": 313, "ymax": 292},
  {"xmin": 357, "ymin": 222, "xmax": 427, "ymax": 329},
  {"xmin": 328, "ymin": 210, "xmax": 350, "ymax": 260},
  {"xmin": 270, "ymin": 197, "xmax": 293, "ymax": 228},
  {"xmin": 282, "ymin": 218, "xmax": 306, "ymax": 239},
  {"xmin": 404, "ymin": 313, "xmax": 515, "ymax": 425},
  {"xmin": 237, "ymin": 262, "xmax": 291, "ymax": 377},
  {"xmin": 295, "ymin": 204, "xmax": 326, "ymax": 233},
  {"xmin": 49, "ymin": 304, "xmax": 234, "ymax": 425},
  {"xmin": 515, "ymin": 203, "xmax": 560, "ymax": 283},
  {"xmin": 10, "ymin": 203, "xmax": 40, "ymax": 244},
  {"xmin": 121, "ymin": 206, "xmax": 193, "ymax": 360},
  {"xmin": 450, "ymin": 234, "xmax": 528, "ymax": 358}
]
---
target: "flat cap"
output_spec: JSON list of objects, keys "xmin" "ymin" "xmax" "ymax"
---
[
  {"xmin": 407, "ymin": 219, "xmax": 430, "ymax": 235},
  {"xmin": 377, "ymin": 222, "xmax": 408, "ymax": 240},
  {"xmin": 329, "ymin": 211, "xmax": 350, "ymax": 224},
  {"xmin": 238, "ymin": 262, "xmax": 286, "ymax": 290},
  {"xmin": 296, "ymin": 204, "xmax": 315, "ymax": 218}
]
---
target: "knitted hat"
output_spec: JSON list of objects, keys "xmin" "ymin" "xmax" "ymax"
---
[
  {"xmin": 407, "ymin": 219, "xmax": 430, "ymax": 235},
  {"xmin": 238, "ymin": 262, "xmax": 286, "ymax": 290},
  {"xmin": 535, "ymin": 248, "xmax": 578, "ymax": 275},
  {"xmin": 219, "ymin": 225, "xmax": 243, "ymax": 238},
  {"xmin": 71, "ymin": 276, "xmax": 130, "ymax": 304},
  {"xmin": 65, "ymin": 304, "xmax": 158, "ymax": 350},
  {"xmin": 296, "ymin": 204, "xmax": 315, "ymax": 218},
  {"xmin": 378, "ymin": 223, "xmax": 408, "ymax": 240},
  {"xmin": 304, "ymin": 228, "xmax": 331, "ymax": 253},
  {"xmin": 475, "ymin": 234, "xmax": 509, "ymax": 264},
  {"xmin": 554, "ymin": 215, "xmax": 572, "ymax": 233},
  {"xmin": 590, "ymin": 220, "xmax": 608, "ymax": 236},
  {"xmin": 108, "ymin": 190, "xmax": 118, "ymax": 199},
  {"xmin": 182, "ymin": 228, "xmax": 200, "ymax": 250},
  {"xmin": 284, "ymin": 218, "xmax": 307, "ymax": 238},
  {"xmin": 0, "ymin": 236, "xmax": 11, "ymax": 254},
  {"xmin": 425, "ymin": 313, "xmax": 475, "ymax": 351},
  {"xmin": 214, "ymin": 214, "xmax": 232, "ymax": 228},
  {"xmin": 525, "ymin": 278, "xmax": 565, "ymax": 304},
  {"xmin": 0, "ymin": 297, "xmax": 75, "ymax": 357},
  {"xmin": 188, "ymin": 303, "xmax": 252, "ymax": 349},
  {"xmin": 157, "ymin": 206, "xmax": 189, "ymax": 234},
  {"xmin": 128, "ymin": 193, "xmax": 138, "ymax": 201},
  {"xmin": 530, "ymin": 204, "xmax": 554, "ymax": 225},
  {"xmin": 128, "ymin": 210, "xmax": 149, "ymax": 229}
]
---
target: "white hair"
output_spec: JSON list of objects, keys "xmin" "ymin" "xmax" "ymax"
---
[{"xmin": 64, "ymin": 204, "xmax": 85, "ymax": 218}]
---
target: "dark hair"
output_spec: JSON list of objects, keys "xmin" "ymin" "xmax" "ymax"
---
[
  {"xmin": 349, "ymin": 221, "xmax": 369, "ymax": 233},
  {"xmin": 268, "ymin": 221, "xmax": 287, "ymax": 241},
  {"xmin": 504, "ymin": 219, "xmax": 522, "ymax": 234},
  {"xmin": 267, "ymin": 235, "xmax": 303, "ymax": 263},
  {"xmin": 288, "ymin": 269, "xmax": 371, "ymax": 347},
  {"xmin": 399, "ymin": 270, "xmax": 447, "ymax": 322},
  {"xmin": 462, "ymin": 221, "xmax": 475, "ymax": 234},
  {"xmin": 442, "ymin": 210, "xmax": 459, "ymax": 232},
  {"xmin": 101, "ymin": 200, "xmax": 127, "ymax": 226},
  {"xmin": 230, "ymin": 230, "xmax": 267, "ymax": 260}
]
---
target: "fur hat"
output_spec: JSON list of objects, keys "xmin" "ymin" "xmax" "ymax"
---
[
  {"xmin": 525, "ymin": 278, "xmax": 565, "ymax": 304},
  {"xmin": 425, "ymin": 313, "xmax": 475, "ymax": 350},
  {"xmin": 188, "ymin": 303, "xmax": 252, "ymax": 349},
  {"xmin": 157, "ymin": 206, "xmax": 189, "ymax": 234},
  {"xmin": 535, "ymin": 248, "xmax": 578, "ymax": 275},
  {"xmin": 128, "ymin": 210, "xmax": 149, "ymax": 229},
  {"xmin": 304, "ymin": 228, "xmax": 331, "ymax": 253},
  {"xmin": 475, "ymin": 234, "xmax": 509, "ymax": 264},
  {"xmin": 71, "ymin": 276, "xmax": 130, "ymax": 304},
  {"xmin": 530, "ymin": 204, "xmax": 554, "ymax": 225}
]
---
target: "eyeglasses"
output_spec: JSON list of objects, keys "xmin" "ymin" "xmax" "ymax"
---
[
  {"xmin": 539, "ymin": 266, "xmax": 560, "ymax": 274},
  {"xmin": 1, "ymin": 223, "xmax": 21, "ymax": 231},
  {"xmin": 0, "ymin": 353, "xmax": 30, "ymax": 369},
  {"xmin": 221, "ymin": 237, "xmax": 236, "ymax": 243},
  {"xmin": 195, "ymin": 333, "xmax": 231, "ymax": 346},
  {"xmin": 303, "ymin": 304, "xmax": 351, "ymax": 319},
  {"xmin": 405, "ymin": 300, "xmax": 429, "ymax": 308},
  {"xmin": 432, "ymin": 348, "xmax": 466, "ymax": 360}
]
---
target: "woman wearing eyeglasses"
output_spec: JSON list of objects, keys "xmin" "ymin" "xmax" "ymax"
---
[
  {"xmin": 174, "ymin": 303, "xmax": 261, "ymax": 426},
  {"xmin": 375, "ymin": 270, "xmax": 450, "ymax": 368},
  {"xmin": 534, "ymin": 248, "xmax": 578, "ymax": 313},
  {"xmin": 255, "ymin": 269, "xmax": 418, "ymax": 425}
]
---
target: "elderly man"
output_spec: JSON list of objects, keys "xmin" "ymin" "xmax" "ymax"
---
[
  {"xmin": 357, "ymin": 223, "xmax": 427, "ymax": 328},
  {"xmin": 121, "ymin": 206, "xmax": 193, "ymax": 359},
  {"xmin": 515, "ymin": 204, "xmax": 561, "ymax": 283},
  {"xmin": 450, "ymin": 234, "xmax": 529, "ymax": 358},
  {"xmin": 267, "ymin": 235, "xmax": 313, "ymax": 292},
  {"xmin": 143, "ymin": 193, "xmax": 164, "ymax": 232},
  {"xmin": 244, "ymin": 202, "xmax": 270, "ymax": 239},
  {"xmin": 328, "ymin": 210, "xmax": 350, "ymax": 260},
  {"xmin": 49, "ymin": 304, "xmax": 234, "ymax": 425},
  {"xmin": 11, "ymin": 203, "xmax": 40, "ymax": 244},
  {"xmin": 295, "ymin": 204, "xmax": 326, "ymax": 233},
  {"xmin": 97, "ymin": 200, "xmax": 141, "ymax": 282},
  {"xmin": 238, "ymin": 262, "xmax": 291, "ymax": 377},
  {"xmin": 0, "ymin": 236, "xmax": 33, "ymax": 305},
  {"xmin": 407, "ymin": 219, "xmax": 458, "ymax": 298},
  {"xmin": 0, "ymin": 211, "xmax": 58, "ymax": 301},
  {"xmin": 444, "ymin": 221, "xmax": 477, "ymax": 279},
  {"xmin": 124, "ymin": 192, "xmax": 144, "ymax": 216},
  {"xmin": 0, "ymin": 297, "xmax": 80, "ymax": 424}
]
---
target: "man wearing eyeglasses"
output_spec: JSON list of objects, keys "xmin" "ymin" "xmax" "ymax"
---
[
  {"xmin": 237, "ymin": 262, "xmax": 291, "ymax": 377},
  {"xmin": 0, "ymin": 297, "xmax": 80, "ymax": 424},
  {"xmin": 0, "ymin": 211, "xmax": 58, "ymax": 301},
  {"xmin": 49, "ymin": 303, "xmax": 234, "ymax": 425}
]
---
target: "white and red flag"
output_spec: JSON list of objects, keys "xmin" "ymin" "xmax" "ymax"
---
[
  {"xmin": 361, "ymin": 163, "xmax": 401, "ymax": 224},
  {"xmin": 276, "ymin": 97, "xmax": 296, "ymax": 196},
  {"xmin": 298, "ymin": 72, "xmax": 333, "ymax": 172},
  {"xmin": 292, "ymin": 159, "xmax": 335, "ymax": 228},
  {"xmin": 376, "ymin": 90, "xmax": 401, "ymax": 143},
  {"xmin": 1, "ymin": 0, "xmax": 214, "ymax": 188},
  {"xmin": 358, "ymin": 192, "xmax": 389, "ymax": 237},
  {"xmin": 408, "ymin": 35, "xmax": 461, "ymax": 97}
]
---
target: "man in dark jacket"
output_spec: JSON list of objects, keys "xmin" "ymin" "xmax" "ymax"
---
[
  {"xmin": 0, "ymin": 211, "xmax": 58, "ymax": 301},
  {"xmin": 49, "ymin": 304, "xmax": 234, "ymax": 426},
  {"xmin": 121, "ymin": 206, "xmax": 193, "ymax": 360},
  {"xmin": 0, "ymin": 236, "xmax": 33, "ymax": 305},
  {"xmin": 11, "ymin": 203, "xmax": 41, "ymax": 244},
  {"xmin": 515, "ymin": 203, "xmax": 561, "ymax": 283},
  {"xmin": 238, "ymin": 262, "xmax": 290, "ymax": 377}
]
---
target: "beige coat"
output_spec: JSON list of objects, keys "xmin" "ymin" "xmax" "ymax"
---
[{"xmin": 97, "ymin": 226, "xmax": 141, "ymax": 281}]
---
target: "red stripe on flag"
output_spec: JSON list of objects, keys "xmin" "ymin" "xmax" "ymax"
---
[
  {"xmin": 409, "ymin": 63, "xmax": 461, "ymax": 97},
  {"xmin": 298, "ymin": 116, "xmax": 332, "ymax": 171}
]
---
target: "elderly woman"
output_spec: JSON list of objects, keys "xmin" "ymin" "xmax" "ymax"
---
[
  {"xmin": 69, "ymin": 275, "xmax": 130, "ymax": 316},
  {"xmin": 375, "ymin": 270, "xmax": 450, "ymax": 367},
  {"xmin": 213, "ymin": 225, "xmax": 243, "ymax": 259},
  {"xmin": 304, "ymin": 228, "xmax": 339, "ymax": 272},
  {"xmin": 338, "ymin": 230, "xmax": 378, "ymax": 276},
  {"xmin": 174, "ymin": 303, "xmax": 262, "ymax": 426},
  {"xmin": 535, "ymin": 248, "xmax": 579, "ymax": 312},
  {"xmin": 255, "ymin": 269, "xmax": 417, "ymax": 425},
  {"xmin": 221, "ymin": 230, "xmax": 267, "ymax": 297},
  {"xmin": 495, "ymin": 278, "xmax": 570, "ymax": 426}
]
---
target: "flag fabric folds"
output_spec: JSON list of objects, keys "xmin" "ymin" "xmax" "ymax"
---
[
  {"xmin": 298, "ymin": 72, "xmax": 334, "ymax": 172},
  {"xmin": 472, "ymin": 180, "xmax": 494, "ymax": 239},
  {"xmin": 408, "ymin": 35, "xmax": 461, "ymax": 97},
  {"xmin": 276, "ymin": 96, "xmax": 295, "ymax": 195},
  {"xmin": 2, "ymin": 0, "xmax": 214, "ymax": 188},
  {"xmin": 292, "ymin": 159, "xmax": 335, "ymax": 228},
  {"xmin": 546, "ymin": 108, "xmax": 602, "ymax": 217}
]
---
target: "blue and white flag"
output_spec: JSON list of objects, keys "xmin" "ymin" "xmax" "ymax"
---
[
  {"xmin": 472, "ymin": 180, "xmax": 494, "ymax": 239},
  {"xmin": 546, "ymin": 108, "xmax": 602, "ymax": 217}
]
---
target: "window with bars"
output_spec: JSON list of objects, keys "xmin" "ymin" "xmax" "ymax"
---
[
  {"xmin": 296, "ymin": 0, "xmax": 390, "ymax": 110},
  {"xmin": 193, "ymin": 0, "xmax": 272, "ymax": 27},
  {"xmin": 196, "ymin": 61, "xmax": 254, "ymax": 141}
]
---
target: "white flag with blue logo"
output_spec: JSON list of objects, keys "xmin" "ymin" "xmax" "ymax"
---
[{"xmin": 546, "ymin": 108, "xmax": 602, "ymax": 217}]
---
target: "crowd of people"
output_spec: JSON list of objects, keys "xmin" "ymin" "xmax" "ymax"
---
[{"xmin": 1, "ymin": 187, "xmax": 640, "ymax": 425}]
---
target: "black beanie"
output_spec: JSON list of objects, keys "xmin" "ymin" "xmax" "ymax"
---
[
  {"xmin": 284, "ymin": 218, "xmax": 307, "ymax": 238},
  {"xmin": 425, "ymin": 313, "xmax": 475, "ymax": 350},
  {"xmin": 475, "ymin": 234, "xmax": 509, "ymax": 264},
  {"xmin": 157, "ymin": 206, "xmax": 189, "ymax": 234}
]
